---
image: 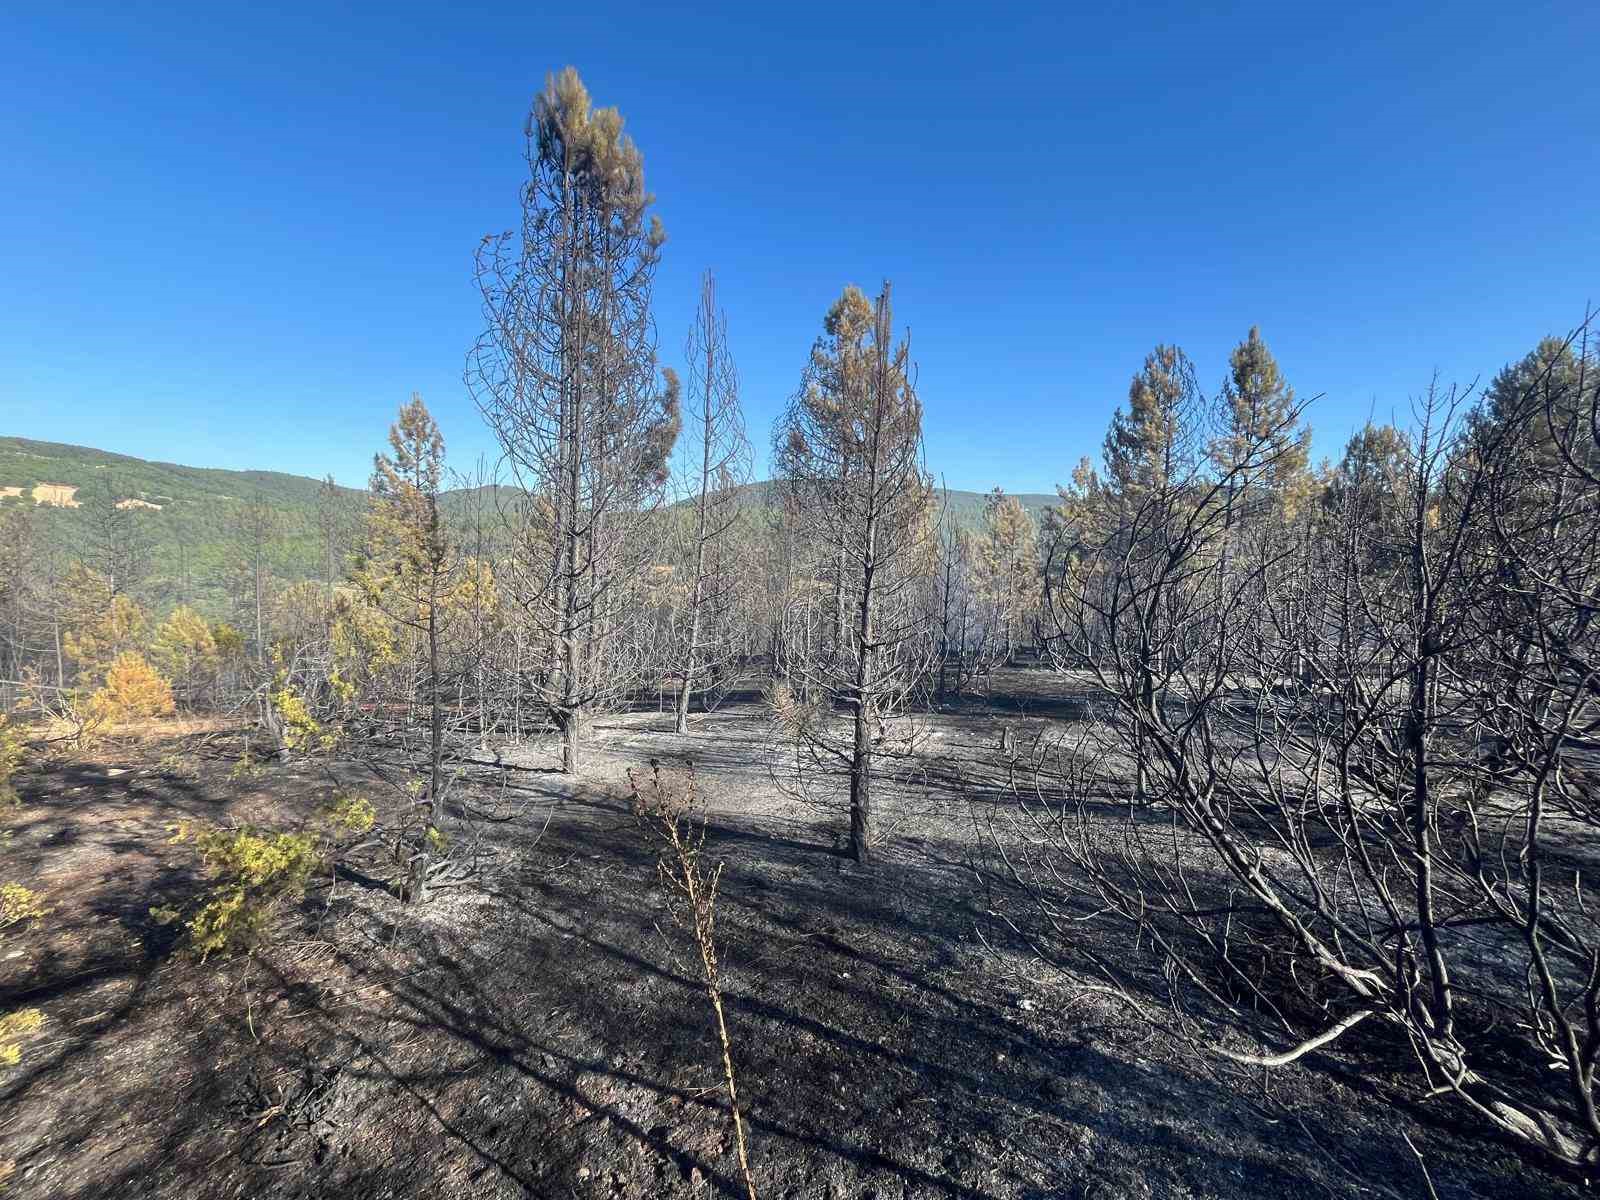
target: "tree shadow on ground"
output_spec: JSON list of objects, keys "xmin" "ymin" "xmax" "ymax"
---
[{"xmin": 3, "ymin": 721, "xmax": 1585, "ymax": 1200}]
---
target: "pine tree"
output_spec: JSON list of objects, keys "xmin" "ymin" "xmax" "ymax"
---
[
  {"xmin": 1103, "ymin": 345, "xmax": 1199, "ymax": 498},
  {"xmin": 230, "ymin": 496, "xmax": 280, "ymax": 662},
  {"xmin": 315, "ymin": 473, "xmax": 353, "ymax": 603},
  {"xmin": 775, "ymin": 282, "xmax": 932, "ymax": 865},
  {"xmin": 151, "ymin": 605, "xmax": 219, "ymax": 707},
  {"xmin": 469, "ymin": 66, "xmax": 679, "ymax": 774},
  {"xmin": 89, "ymin": 651, "xmax": 175, "ymax": 724},
  {"xmin": 673, "ymin": 270, "xmax": 752, "ymax": 734},
  {"xmin": 1470, "ymin": 334, "xmax": 1597, "ymax": 470},
  {"xmin": 0, "ymin": 506, "xmax": 33, "ymax": 686},
  {"xmin": 360, "ymin": 394, "xmax": 455, "ymax": 903},
  {"xmin": 60, "ymin": 564, "xmax": 145, "ymax": 683},
  {"xmin": 84, "ymin": 473, "xmax": 152, "ymax": 597},
  {"xmin": 1211, "ymin": 326, "xmax": 1311, "ymax": 511},
  {"xmin": 1324, "ymin": 421, "xmax": 1413, "ymax": 573},
  {"xmin": 977, "ymin": 489, "xmax": 1039, "ymax": 662},
  {"xmin": 801, "ymin": 285, "xmax": 877, "ymax": 660}
]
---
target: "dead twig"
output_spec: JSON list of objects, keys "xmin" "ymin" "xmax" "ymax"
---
[{"xmin": 630, "ymin": 760, "xmax": 758, "ymax": 1200}]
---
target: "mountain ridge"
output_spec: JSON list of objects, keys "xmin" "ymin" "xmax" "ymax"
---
[{"xmin": 0, "ymin": 435, "xmax": 1060, "ymax": 616}]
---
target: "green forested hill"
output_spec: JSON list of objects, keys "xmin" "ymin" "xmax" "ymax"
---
[
  {"xmin": 0, "ymin": 436, "xmax": 1060, "ymax": 619},
  {"xmin": 0, "ymin": 437, "xmax": 361, "ymax": 618},
  {"xmin": 930, "ymin": 485, "xmax": 1059, "ymax": 527},
  {"xmin": 721, "ymin": 479, "xmax": 1059, "ymax": 527},
  {"xmin": 0, "ymin": 436, "xmax": 352, "ymax": 510}
]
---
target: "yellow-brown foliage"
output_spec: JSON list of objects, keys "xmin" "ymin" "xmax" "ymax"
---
[
  {"xmin": 271, "ymin": 581, "xmax": 333, "ymax": 659},
  {"xmin": 0, "ymin": 717, "xmax": 23, "ymax": 810},
  {"xmin": 87, "ymin": 652, "xmax": 175, "ymax": 726},
  {"xmin": 328, "ymin": 594, "xmax": 399, "ymax": 703},
  {"xmin": 61, "ymin": 566, "xmax": 146, "ymax": 679},
  {"xmin": 211, "ymin": 622, "xmax": 247, "ymax": 661}
]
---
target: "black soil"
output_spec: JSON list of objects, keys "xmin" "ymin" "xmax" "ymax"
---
[{"xmin": 0, "ymin": 687, "xmax": 1576, "ymax": 1199}]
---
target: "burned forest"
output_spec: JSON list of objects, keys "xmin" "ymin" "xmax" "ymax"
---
[{"xmin": 4, "ymin": 50, "xmax": 1598, "ymax": 1200}]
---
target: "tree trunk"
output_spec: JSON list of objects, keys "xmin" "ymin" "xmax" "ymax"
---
[
  {"xmin": 560, "ymin": 354, "xmax": 583, "ymax": 773},
  {"xmin": 676, "ymin": 327, "xmax": 715, "ymax": 735},
  {"xmin": 674, "ymin": 639, "xmax": 697, "ymax": 734},
  {"xmin": 937, "ymin": 542, "xmax": 953, "ymax": 700},
  {"xmin": 562, "ymin": 707, "xmax": 581, "ymax": 774},
  {"xmin": 849, "ymin": 366, "xmax": 883, "ymax": 865},
  {"xmin": 253, "ymin": 551, "xmax": 265, "ymax": 662},
  {"xmin": 849, "ymin": 688, "xmax": 872, "ymax": 865},
  {"xmin": 1407, "ymin": 504, "xmax": 1453, "ymax": 1040},
  {"xmin": 408, "ymin": 583, "xmax": 445, "ymax": 905},
  {"xmin": 555, "ymin": 168, "xmax": 585, "ymax": 776}
]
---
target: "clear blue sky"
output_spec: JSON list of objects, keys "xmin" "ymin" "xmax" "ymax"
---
[{"xmin": 4, "ymin": 1, "xmax": 1595, "ymax": 493}]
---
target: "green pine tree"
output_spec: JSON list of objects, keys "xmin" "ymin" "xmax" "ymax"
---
[
  {"xmin": 1103, "ymin": 344, "xmax": 1197, "ymax": 498},
  {"xmin": 1211, "ymin": 326, "xmax": 1312, "ymax": 512}
]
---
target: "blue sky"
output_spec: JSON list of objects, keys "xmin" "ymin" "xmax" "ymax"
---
[{"xmin": 3, "ymin": 1, "xmax": 1595, "ymax": 493}]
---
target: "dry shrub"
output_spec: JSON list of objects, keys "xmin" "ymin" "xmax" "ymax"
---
[
  {"xmin": 17, "ymin": 668, "xmax": 104, "ymax": 748},
  {"xmin": 88, "ymin": 652, "xmax": 175, "ymax": 726},
  {"xmin": 764, "ymin": 677, "xmax": 821, "ymax": 742},
  {"xmin": 630, "ymin": 762, "xmax": 757, "ymax": 1200}
]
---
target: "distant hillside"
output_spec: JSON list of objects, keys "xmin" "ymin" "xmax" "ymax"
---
[
  {"xmin": 0, "ymin": 437, "xmax": 360, "ymax": 511},
  {"xmin": 933, "ymin": 485, "xmax": 1059, "ymax": 527},
  {"xmin": 0, "ymin": 437, "xmax": 361, "ymax": 617},
  {"xmin": 0, "ymin": 436, "xmax": 1059, "ymax": 618},
  {"xmin": 719, "ymin": 479, "xmax": 1058, "ymax": 528}
]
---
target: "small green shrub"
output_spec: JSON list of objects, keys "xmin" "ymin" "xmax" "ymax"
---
[
  {"xmin": 155, "ymin": 823, "xmax": 324, "ymax": 960},
  {"xmin": 0, "ymin": 883, "xmax": 47, "ymax": 934},
  {"xmin": 270, "ymin": 675, "xmax": 340, "ymax": 753},
  {"xmin": 0, "ymin": 876, "xmax": 48, "ymax": 1074},
  {"xmin": 326, "ymin": 793, "xmax": 376, "ymax": 835},
  {"xmin": 0, "ymin": 717, "xmax": 24, "ymax": 809},
  {"xmin": 226, "ymin": 752, "xmax": 266, "ymax": 782},
  {"xmin": 0, "ymin": 1008, "xmax": 44, "ymax": 1068}
]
